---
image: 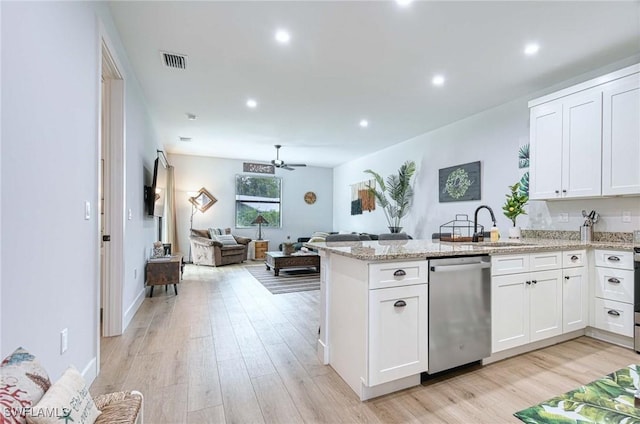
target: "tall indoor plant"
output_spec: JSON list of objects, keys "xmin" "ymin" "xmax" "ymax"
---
[
  {"xmin": 502, "ymin": 182, "xmax": 528, "ymax": 239},
  {"xmin": 364, "ymin": 160, "xmax": 417, "ymax": 233}
]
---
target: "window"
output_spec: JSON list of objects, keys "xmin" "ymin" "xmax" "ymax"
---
[{"xmin": 235, "ymin": 175, "xmax": 282, "ymax": 228}]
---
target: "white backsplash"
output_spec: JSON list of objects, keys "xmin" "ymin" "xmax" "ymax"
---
[{"xmin": 527, "ymin": 197, "xmax": 640, "ymax": 233}]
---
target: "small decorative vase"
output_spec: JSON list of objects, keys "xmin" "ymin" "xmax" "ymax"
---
[
  {"xmin": 508, "ymin": 227, "xmax": 521, "ymax": 240},
  {"xmin": 388, "ymin": 226, "xmax": 403, "ymax": 234}
]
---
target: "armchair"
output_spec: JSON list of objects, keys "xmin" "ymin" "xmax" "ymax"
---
[{"xmin": 190, "ymin": 228, "xmax": 251, "ymax": 266}]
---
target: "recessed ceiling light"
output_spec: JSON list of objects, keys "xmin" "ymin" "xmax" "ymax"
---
[
  {"xmin": 275, "ymin": 29, "xmax": 291, "ymax": 44},
  {"xmin": 359, "ymin": 119, "xmax": 369, "ymax": 128},
  {"xmin": 396, "ymin": 0, "xmax": 414, "ymax": 6},
  {"xmin": 179, "ymin": 137, "xmax": 192, "ymax": 142},
  {"xmin": 432, "ymin": 75, "xmax": 445, "ymax": 86},
  {"xmin": 524, "ymin": 43, "xmax": 540, "ymax": 56},
  {"xmin": 246, "ymin": 99, "xmax": 258, "ymax": 109},
  {"xmin": 186, "ymin": 113, "xmax": 197, "ymax": 121}
]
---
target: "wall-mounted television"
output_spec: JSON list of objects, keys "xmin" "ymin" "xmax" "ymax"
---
[{"xmin": 145, "ymin": 156, "xmax": 168, "ymax": 217}]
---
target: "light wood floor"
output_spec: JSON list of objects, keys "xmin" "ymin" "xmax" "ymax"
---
[{"xmin": 91, "ymin": 263, "xmax": 640, "ymax": 423}]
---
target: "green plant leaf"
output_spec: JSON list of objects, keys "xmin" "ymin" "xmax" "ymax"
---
[{"xmin": 363, "ymin": 161, "xmax": 416, "ymax": 228}]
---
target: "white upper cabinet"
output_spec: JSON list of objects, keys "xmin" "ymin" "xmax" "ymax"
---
[
  {"xmin": 602, "ymin": 74, "xmax": 640, "ymax": 195},
  {"xmin": 530, "ymin": 90, "xmax": 602, "ymax": 200},
  {"xmin": 530, "ymin": 102, "xmax": 563, "ymax": 199},
  {"xmin": 561, "ymin": 90, "xmax": 602, "ymax": 198},
  {"xmin": 529, "ymin": 63, "xmax": 640, "ymax": 200}
]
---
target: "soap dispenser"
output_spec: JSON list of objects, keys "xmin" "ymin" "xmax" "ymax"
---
[{"xmin": 490, "ymin": 226, "xmax": 500, "ymax": 242}]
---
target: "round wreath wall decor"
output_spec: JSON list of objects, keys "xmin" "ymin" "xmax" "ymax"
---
[{"xmin": 304, "ymin": 191, "xmax": 317, "ymax": 204}]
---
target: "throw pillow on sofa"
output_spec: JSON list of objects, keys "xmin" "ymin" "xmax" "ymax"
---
[
  {"xmin": 0, "ymin": 347, "xmax": 52, "ymax": 424},
  {"xmin": 212, "ymin": 234, "xmax": 238, "ymax": 246},
  {"xmin": 27, "ymin": 366, "xmax": 100, "ymax": 424}
]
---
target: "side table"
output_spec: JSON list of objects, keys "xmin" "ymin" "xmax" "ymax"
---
[
  {"xmin": 254, "ymin": 240, "xmax": 269, "ymax": 260},
  {"xmin": 146, "ymin": 253, "xmax": 183, "ymax": 297}
]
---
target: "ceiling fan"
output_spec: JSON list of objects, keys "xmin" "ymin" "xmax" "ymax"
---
[{"xmin": 271, "ymin": 144, "xmax": 307, "ymax": 171}]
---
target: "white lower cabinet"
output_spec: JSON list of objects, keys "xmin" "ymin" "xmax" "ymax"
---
[
  {"xmin": 562, "ymin": 266, "xmax": 589, "ymax": 333},
  {"xmin": 328, "ymin": 255, "xmax": 428, "ymax": 400},
  {"xmin": 368, "ymin": 284, "xmax": 428, "ymax": 386},
  {"xmin": 592, "ymin": 249, "xmax": 634, "ymax": 337},
  {"xmin": 491, "ymin": 250, "xmax": 588, "ymax": 353},
  {"xmin": 492, "ymin": 269, "xmax": 562, "ymax": 352}
]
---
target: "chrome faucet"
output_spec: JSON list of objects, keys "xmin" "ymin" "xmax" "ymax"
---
[{"xmin": 473, "ymin": 205, "xmax": 497, "ymax": 242}]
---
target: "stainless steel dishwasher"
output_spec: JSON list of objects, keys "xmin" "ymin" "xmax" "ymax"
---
[{"xmin": 428, "ymin": 255, "xmax": 491, "ymax": 374}]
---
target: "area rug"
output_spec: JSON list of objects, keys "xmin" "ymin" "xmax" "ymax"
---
[
  {"xmin": 245, "ymin": 265, "xmax": 320, "ymax": 295},
  {"xmin": 514, "ymin": 364, "xmax": 640, "ymax": 423}
]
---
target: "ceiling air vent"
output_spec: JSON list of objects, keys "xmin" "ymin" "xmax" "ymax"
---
[{"xmin": 161, "ymin": 51, "xmax": 187, "ymax": 70}]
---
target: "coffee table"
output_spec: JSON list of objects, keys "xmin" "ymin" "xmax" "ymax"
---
[{"xmin": 265, "ymin": 251, "xmax": 320, "ymax": 276}]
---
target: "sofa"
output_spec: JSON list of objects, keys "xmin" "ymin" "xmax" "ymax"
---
[
  {"xmin": 0, "ymin": 346, "xmax": 143, "ymax": 424},
  {"xmin": 190, "ymin": 228, "xmax": 251, "ymax": 266}
]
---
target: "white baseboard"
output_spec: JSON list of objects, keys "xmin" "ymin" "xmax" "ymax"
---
[
  {"xmin": 483, "ymin": 329, "xmax": 586, "ymax": 365},
  {"xmin": 123, "ymin": 288, "xmax": 145, "ymax": 330},
  {"xmin": 360, "ymin": 374, "xmax": 421, "ymax": 401},
  {"xmin": 317, "ymin": 339, "xmax": 329, "ymax": 365},
  {"xmin": 585, "ymin": 327, "xmax": 634, "ymax": 349},
  {"xmin": 82, "ymin": 356, "xmax": 97, "ymax": 386}
]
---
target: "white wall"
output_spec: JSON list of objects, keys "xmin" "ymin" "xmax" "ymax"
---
[
  {"xmin": 334, "ymin": 57, "xmax": 640, "ymax": 239},
  {"xmin": 1, "ymin": 2, "xmax": 158, "ymax": 380},
  {"xmin": 169, "ymin": 153, "xmax": 333, "ymax": 256}
]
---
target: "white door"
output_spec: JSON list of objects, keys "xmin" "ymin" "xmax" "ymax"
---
[
  {"xmin": 602, "ymin": 74, "xmax": 640, "ymax": 195},
  {"xmin": 491, "ymin": 274, "xmax": 529, "ymax": 352},
  {"xmin": 562, "ymin": 267, "xmax": 588, "ymax": 333},
  {"xmin": 368, "ymin": 284, "xmax": 428, "ymax": 386},
  {"xmin": 529, "ymin": 102, "xmax": 563, "ymax": 200},
  {"xmin": 562, "ymin": 89, "xmax": 603, "ymax": 198},
  {"xmin": 529, "ymin": 269, "xmax": 563, "ymax": 342}
]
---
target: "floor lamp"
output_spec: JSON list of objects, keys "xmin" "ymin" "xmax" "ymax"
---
[{"xmin": 188, "ymin": 201, "xmax": 197, "ymax": 263}]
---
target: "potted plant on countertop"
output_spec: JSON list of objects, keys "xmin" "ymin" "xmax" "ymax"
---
[
  {"xmin": 364, "ymin": 160, "xmax": 417, "ymax": 233},
  {"xmin": 502, "ymin": 182, "xmax": 528, "ymax": 239}
]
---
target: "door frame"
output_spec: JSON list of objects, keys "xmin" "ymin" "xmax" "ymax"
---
[{"xmin": 98, "ymin": 28, "xmax": 125, "ymax": 346}]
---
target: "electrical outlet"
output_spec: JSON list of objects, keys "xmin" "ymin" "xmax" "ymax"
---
[
  {"xmin": 622, "ymin": 211, "xmax": 632, "ymax": 223},
  {"xmin": 559, "ymin": 213, "xmax": 569, "ymax": 223},
  {"xmin": 60, "ymin": 328, "xmax": 68, "ymax": 354}
]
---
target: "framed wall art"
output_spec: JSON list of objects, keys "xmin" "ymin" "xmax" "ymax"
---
[{"xmin": 439, "ymin": 161, "xmax": 481, "ymax": 202}]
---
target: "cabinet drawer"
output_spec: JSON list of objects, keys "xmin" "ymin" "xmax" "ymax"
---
[
  {"xmin": 562, "ymin": 250, "xmax": 587, "ymax": 268},
  {"xmin": 369, "ymin": 261, "xmax": 428, "ymax": 289},
  {"xmin": 595, "ymin": 267, "xmax": 634, "ymax": 304},
  {"xmin": 491, "ymin": 254, "xmax": 530, "ymax": 276},
  {"xmin": 593, "ymin": 298, "xmax": 633, "ymax": 337},
  {"xmin": 530, "ymin": 251, "xmax": 562, "ymax": 271},
  {"xmin": 594, "ymin": 249, "xmax": 633, "ymax": 270}
]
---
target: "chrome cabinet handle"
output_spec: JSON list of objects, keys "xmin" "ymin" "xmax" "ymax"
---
[
  {"xmin": 607, "ymin": 277, "xmax": 621, "ymax": 284},
  {"xmin": 393, "ymin": 269, "xmax": 406, "ymax": 277},
  {"xmin": 571, "ymin": 255, "xmax": 579, "ymax": 261},
  {"xmin": 608, "ymin": 256, "xmax": 621, "ymax": 261},
  {"xmin": 607, "ymin": 310, "xmax": 620, "ymax": 317},
  {"xmin": 394, "ymin": 300, "xmax": 407, "ymax": 308}
]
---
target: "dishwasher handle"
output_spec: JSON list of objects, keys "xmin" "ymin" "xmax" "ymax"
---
[{"xmin": 430, "ymin": 262, "xmax": 491, "ymax": 273}]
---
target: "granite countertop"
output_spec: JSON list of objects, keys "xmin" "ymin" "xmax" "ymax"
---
[{"xmin": 304, "ymin": 238, "xmax": 634, "ymax": 261}]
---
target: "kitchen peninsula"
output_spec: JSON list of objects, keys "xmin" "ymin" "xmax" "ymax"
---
[{"xmin": 307, "ymin": 237, "xmax": 635, "ymax": 401}]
